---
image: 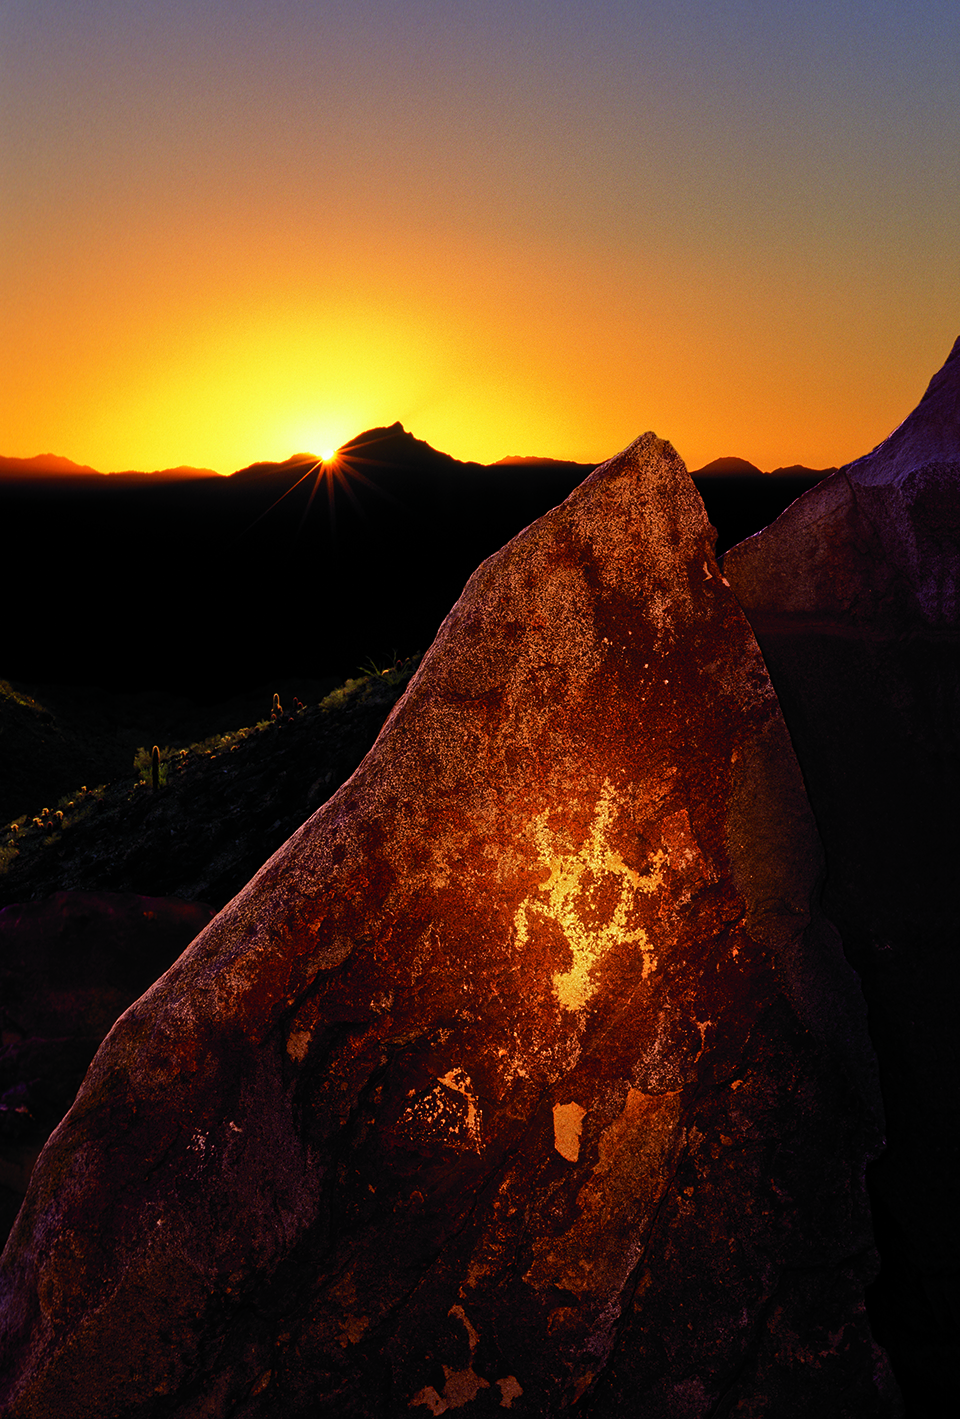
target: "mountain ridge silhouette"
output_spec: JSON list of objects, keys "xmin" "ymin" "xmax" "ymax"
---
[
  {"xmin": 2, "ymin": 423, "xmax": 827, "ymax": 700},
  {"xmin": 0, "ymin": 454, "xmax": 218, "ymax": 480},
  {"xmin": 4, "ymin": 423, "xmax": 832, "ymax": 481}
]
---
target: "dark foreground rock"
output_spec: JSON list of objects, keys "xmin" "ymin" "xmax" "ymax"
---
[
  {"xmin": 0, "ymin": 434, "xmax": 897, "ymax": 1416},
  {"xmin": 724, "ymin": 336, "xmax": 960, "ymax": 1415},
  {"xmin": 0, "ymin": 893, "xmax": 215, "ymax": 1243}
]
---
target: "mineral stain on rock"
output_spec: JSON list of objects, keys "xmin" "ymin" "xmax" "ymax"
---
[
  {"xmin": 552, "ymin": 1101, "xmax": 587, "ymax": 1162},
  {"xmin": 0, "ymin": 433, "xmax": 898, "ymax": 1415}
]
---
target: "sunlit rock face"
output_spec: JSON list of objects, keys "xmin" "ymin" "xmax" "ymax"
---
[
  {"xmin": 724, "ymin": 337, "xmax": 960, "ymax": 1414},
  {"xmin": 0, "ymin": 435, "xmax": 896, "ymax": 1417}
]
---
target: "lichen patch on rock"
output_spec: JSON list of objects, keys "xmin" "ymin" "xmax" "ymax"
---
[{"xmin": 513, "ymin": 779, "xmax": 666, "ymax": 1012}]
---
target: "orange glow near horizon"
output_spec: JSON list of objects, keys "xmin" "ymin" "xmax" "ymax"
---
[
  {"xmin": 2, "ymin": 5, "xmax": 958, "ymax": 478},
  {"xmin": 4, "ymin": 224, "xmax": 954, "ymax": 479}
]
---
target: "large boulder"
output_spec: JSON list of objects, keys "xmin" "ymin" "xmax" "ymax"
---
[
  {"xmin": 0, "ymin": 435, "xmax": 896, "ymax": 1416},
  {"xmin": 724, "ymin": 337, "xmax": 960, "ymax": 1413}
]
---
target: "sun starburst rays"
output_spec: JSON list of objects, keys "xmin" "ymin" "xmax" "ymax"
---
[{"xmin": 232, "ymin": 432, "xmax": 402, "ymax": 549}]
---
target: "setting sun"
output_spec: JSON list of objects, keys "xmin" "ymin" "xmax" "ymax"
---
[{"xmin": 1, "ymin": 2, "xmax": 956, "ymax": 477}]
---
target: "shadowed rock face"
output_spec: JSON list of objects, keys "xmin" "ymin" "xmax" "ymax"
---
[
  {"xmin": 724, "ymin": 337, "xmax": 960, "ymax": 1413},
  {"xmin": 0, "ymin": 434, "xmax": 895, "ymax": 1417}
]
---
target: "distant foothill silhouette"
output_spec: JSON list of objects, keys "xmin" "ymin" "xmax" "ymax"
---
[{"xmin": 1, "ymin": 425, "xmax": 826, "ymax": 701}]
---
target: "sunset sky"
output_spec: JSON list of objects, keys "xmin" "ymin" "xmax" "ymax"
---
[{"xmin": 3, "ymin": 0, "xmax": 958, "ymax": 475}]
